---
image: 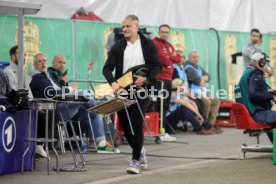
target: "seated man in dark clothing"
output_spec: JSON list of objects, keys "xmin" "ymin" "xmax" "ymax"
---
[
  {"xmin": 235, "ymin": 52, "xmax": 276, "ymax": 142},
  {"xmin": 30, "ymin": 53, "xmax": 119, "ymax": 153},
  {"xmin": 48, "ymin": 54, "xmax": 68, "ymax": 87},
  {"xmin": 47, "ymin": 54, "xmax": 78, "ymax": 90}
]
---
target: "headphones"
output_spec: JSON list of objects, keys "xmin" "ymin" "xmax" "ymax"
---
[{"xmin": 258, "ymin": 58, "xmax": 267, "ymax": 68}]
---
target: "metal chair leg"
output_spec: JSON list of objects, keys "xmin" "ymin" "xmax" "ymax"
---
[
  {"xmin": 21, "ymin": 109, "xmax": 32, "ymax": 173},
  {"xmin": 31, "ymin": 110, "xmax": 39, "ymax": 171},
  {"xmin": 51, "ymin": 110, "xmax": 59, "ymax": 173},
  {"xmin": 45, "ymin": 110, "xmax": 50, "ymax": 175},
  {"xmin": 57, "ymin": 122, "xmax": 66, "ymax": 154},
  {"xmin": 63, "ymin": 121, "xmax": 78, "ymax": 167},
  {"xmin": 257, "ymin": 135, "xmax": 260, "ymax": 144},
  {"xmin": 23, "ymin": 100, "xmax": 59, "ymax": 174},
  {"xmin": 68, "ymin": 121, "xmax": 86, "ymax": 169},
  {"xmin": 88, "ymin": 113, "xmax": 98, "ymax": 151}
]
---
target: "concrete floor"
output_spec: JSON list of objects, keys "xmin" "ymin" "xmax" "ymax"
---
[{"xmin": 1, "ymin": 128, "xmax": 275, "ymax": 184}]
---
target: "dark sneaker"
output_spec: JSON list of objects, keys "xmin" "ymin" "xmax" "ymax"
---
[{"xmin": 126, "ymin": 160, "xmax": 140, "ymax": 174}]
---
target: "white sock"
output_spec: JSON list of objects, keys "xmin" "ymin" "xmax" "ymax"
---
[
  {"xmin": 141, "ymin": 147, "xmax": 145, "ymax": 153},
  {"xmin": 98, "ymin": 140, "xmax": 106, "ymax": 147}
]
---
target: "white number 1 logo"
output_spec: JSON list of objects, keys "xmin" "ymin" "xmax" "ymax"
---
[
  {"xmin": 2, "ymin": 116, "xmax": 16, "ymax": 152},
  {"xmin": 5, "ymin": 124, "xmax": 12, "ymax": 146}
]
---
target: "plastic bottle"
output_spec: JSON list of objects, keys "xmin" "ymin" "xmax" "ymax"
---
[{"xmin": 81, "ymin": 133, "xmax": 87, "ymax": 154}]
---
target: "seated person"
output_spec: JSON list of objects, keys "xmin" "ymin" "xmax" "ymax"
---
[
  {"xmin": 184, "ymin": 51, "xmax": 221, "ymax": 133},
  {"xmin": 172, "ymin": 52, "xmax": 220, "ymax": 134},
  {"xmin": 235, "ymin": 52, "xmax": 276, "ymax": 142},
  {"xmin": 0, "ymin": 69, "xmax": 11, "ymax": 97},
  {"xmin": 48, "ymin": 54, "xmax": 77, "ymax": 89},
  {"xmin": 166, "ymin": 79, "xmax": 213, "ymax": 135},
  {"xmin": 4, "ymin": 45, "xmax": 32, "ymax": 98},
  {"xmin": 31, "ymin": 53, "xmax": 46, "ymax": 76},
  {"xmin": 172, "ymin": 49, "xmax": 186, "ymax": 81},
  {"xmin": 0, "ymin": 69, "xmax": 15, "ymax": 112},
  {"xmin": 30, "ymin": 53, "xmax": 119, "ymax": 153}
]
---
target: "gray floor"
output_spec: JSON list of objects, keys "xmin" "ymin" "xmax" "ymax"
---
[{"xmin": 1, "ymin": 128, "xmax": 276, "ymax": 184}]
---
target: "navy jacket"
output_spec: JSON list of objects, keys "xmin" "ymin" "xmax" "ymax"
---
[
  {"xmin": 30, "ymin": 72, "xmax": 69, "ymax": 99},
  {"xmin": 248, "ymin": 65, "xmax": 274, "ymax": 112}
]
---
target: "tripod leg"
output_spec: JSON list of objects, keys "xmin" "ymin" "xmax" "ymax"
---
[
  {"xmin": 123, "ymin": 101, "xmax": 135, "ymax": 135},
  {"xmin": 104, "ymin": 115, "xmax": 116, "ymax": 153},
  {"xmin": 133, "ymin": 92, "xmax": 151, "ymax": 138}
]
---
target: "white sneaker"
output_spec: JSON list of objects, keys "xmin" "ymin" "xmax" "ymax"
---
[
  {"xmin": 35, "ymin": 145, "xmax": 47, "ymax": 158},
  {"xmin": 97, "ymin": 141, "xmax": 120, "ymax": 154},
  {"xmin": 177, "ymin": 121, "xmax": 184, "ymax": 128},
  {"xmin": 126, "ymin": 160, "xmax": 140, "ymax": 174},
  {"xmin": 159, "ymin": 133, "xmax": 176, "ymax": 142}
]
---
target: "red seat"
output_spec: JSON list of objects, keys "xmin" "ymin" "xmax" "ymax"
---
[
  {"xmin": 232, "ymin": 103, "xmax": 275, "ymax": 158},
  {"xmin": 232, "ymin": 103, "xmax": 273, "ymax": 130}
]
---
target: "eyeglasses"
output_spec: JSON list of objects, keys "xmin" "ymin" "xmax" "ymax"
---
[
  {"xmin": 159, "ymin": 31, "xmax": 170, "ymax": 34},
  {"xmin": 37, "ymin": 60, "xmax": 47, "ymax": 64},
  {"xmin": 58, "ymin": 61, "xmax": 66, "ymax": 64}
]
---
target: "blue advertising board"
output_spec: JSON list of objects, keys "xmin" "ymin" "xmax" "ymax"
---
[{"xmin": 0, "ymin": 110, "xmax": 35, "ymax": 175}]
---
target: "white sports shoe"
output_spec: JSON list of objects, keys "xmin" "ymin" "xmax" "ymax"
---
[
  {"xmin": 35, "ymin": 145, "xmax": 47, "ymax": 158},
  {"xmin": 159, "ymin": 133, "xmax": 176, "ymax": 142},
  {"xmin": 126, "ymin": 160, "xmax": 140, "ymax": 174}
]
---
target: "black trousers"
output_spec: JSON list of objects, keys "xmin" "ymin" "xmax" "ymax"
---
[
  {"xmin": 166, "ymin": 106, "xmax": 202, "ymax": 131},
  {"xmin": 117, "ymin": 95, "xmax": 149, "ymax": 161},
  {"xmin": 37, "ymin": 111, "xmax": 57, "ymax": 139}
]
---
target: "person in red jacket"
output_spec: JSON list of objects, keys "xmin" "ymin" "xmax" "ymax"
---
[{"xmin": 153, "ymin": 24, "xmax": 181, "ymax": 141}]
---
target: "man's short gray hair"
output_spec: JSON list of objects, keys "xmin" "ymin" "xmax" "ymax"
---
[
  {"xmin": 52, "ymin": 54, "xmax": 65, "ymax": 65},
  {"xmin": 188, "ymin": 50, "xmax": 198, "ymax": 58},
  {"xmin": 33, "ymin": 52, "xmax": 46, "ymax": 65},
  {"xmin": 124, "ymin": 14, "xmax": 139, "ymax": 22}
]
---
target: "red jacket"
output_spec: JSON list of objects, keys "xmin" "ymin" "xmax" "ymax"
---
[{"xmin": 153, "ymin": 37, "xmax": 181, "ymax": 81}]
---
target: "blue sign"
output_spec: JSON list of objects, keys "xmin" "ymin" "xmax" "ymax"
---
[
  {"xmin": 0, "ymin": 110, "xmax": 35, "ymax": 175},
  {"xmin": 2, "ymin": 116, "xmax": 16, "ymax": 153}
]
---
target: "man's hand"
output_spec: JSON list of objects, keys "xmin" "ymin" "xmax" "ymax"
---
[
  {"xmin": 195, "ymin": 114, "xmax": 204, "ymax": 123},
  {"xmin": 200, "ymin": 78, "xmax": 207, "ymax": 87},
  {"xmin": 200, "ymin": 75, "xmax": 209, "ymax": 87},
  {"xmin": 202, "ymin": 75, "xmax": 209, "ymax": 82},
  {"xmin": 61, "ymin": 73, "xmax": 69, "ymax": 83},
  {"xmin": 111, "ymin": 82, "xmax": 121, "ymax": 93},
  {"xmin": 263, "ymin": 72, "xmax": 269, "ymax": 78},
  {"xmin": 133, "ymin": 75, "xmax": 147, "ymax": 88},
  {"xmin": 273, "ymin": 95, "xmax": 276, "ymax": 102},
  {"xmin": 71, "ymin": 82, "xmax": 79, "ymax": 91},
  {"xmin": 266, "ymin": 64, "xmax": 274, "ymax": 77}
]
